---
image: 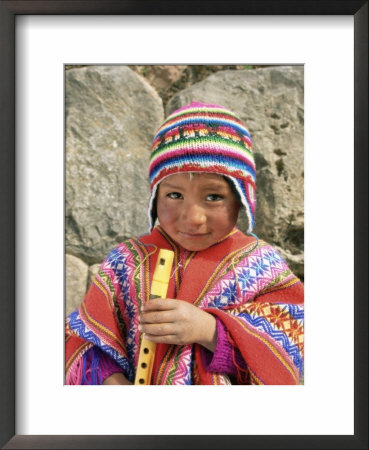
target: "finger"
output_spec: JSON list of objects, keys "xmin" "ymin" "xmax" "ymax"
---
[
  {"xmin": 139, "ymin": 322, "xmax": 175, "ymax": 337},
  {"xmin": 140, "ymin": 310, "xmax": 174, "ymax": 324},
  {"xmin": 143, "ymin": 298, "xmax": 177, "ymax": 312},
  {"xmin": 144, "ymin": 333, "xmax": 179, "ymax": 345}
]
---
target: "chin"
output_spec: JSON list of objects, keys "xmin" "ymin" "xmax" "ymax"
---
[
  {"xmin": 177, "ymin": 239, "xmax": 214, "ymax": 252},
  {"xmin": 182, "ymin": 244, "xmax": 206, "ymax": 252}
]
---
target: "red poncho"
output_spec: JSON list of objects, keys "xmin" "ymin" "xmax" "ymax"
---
[{"xmin": 66, "ymin": 226, "xmax": 304, "ymax": 385}]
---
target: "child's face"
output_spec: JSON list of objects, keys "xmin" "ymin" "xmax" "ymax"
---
[{"xmin": 156, "ymin": 173, "xmax": 240, "ymax": 251}]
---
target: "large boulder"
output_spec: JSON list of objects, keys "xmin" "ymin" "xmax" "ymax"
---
[
  {"xmin": 87, "ymin": 263, "xmax": 101, "ymax": 290},
  {"xmin": 166, "ymin": 66, "xmax": 304, "ymax": 278},
  {"xmin": 65, "ymin": 65, "xmax": 164, "ymax": 264},
  {"xmin": 129, "ymin": 65, "xmax": 246, "ymax": 108},
  {"xmin": 65, "ymin": 254, "xmax": 88, "ymax": 316}
]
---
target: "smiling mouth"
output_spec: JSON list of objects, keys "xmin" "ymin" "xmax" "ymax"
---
[{"xmin": 179, "ymin": 232, "xmax": 209, "ymax": 238}]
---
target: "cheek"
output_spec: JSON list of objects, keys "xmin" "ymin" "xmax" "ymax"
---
[
  {"xmin": 231, "ymin": 202, "xmax": 241, "ymax": 221},
  {"xmin": 157, "ymin": 199, "xmax": 176, "ymax": 224},
  {"xmin": 220, "ymin": 201, "xmax": 240, "ymax": 226}
]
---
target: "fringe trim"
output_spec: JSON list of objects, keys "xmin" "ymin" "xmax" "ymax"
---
[
  {"xmin": 66, "ymin": 347, "xmax": 103, "ymax": 385},
  {"xmin": 66, "ymin": 357, "xmax": 84, "ymax": 385}
]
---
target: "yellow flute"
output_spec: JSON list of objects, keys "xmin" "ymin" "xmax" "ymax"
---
[{"xmin": 134, "ymin": 248, "xmax": 174, "ymax": 385}]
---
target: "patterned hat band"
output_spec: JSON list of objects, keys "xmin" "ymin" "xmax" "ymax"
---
[{"xmin": 148, "ymin": 102, "xmax": 257, "ymax": 233}]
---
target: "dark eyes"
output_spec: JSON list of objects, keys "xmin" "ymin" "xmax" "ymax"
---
[
  {"xmin": 206, "ymin": 194, "xmax": 223, "ymax": 201},
  {"xmin": 166, "ymin": 192, "xmax": 183, "ymax": 199},
  {"xmin": 166, "ymin": 192, "xmax": 223, "ymax": 201}
]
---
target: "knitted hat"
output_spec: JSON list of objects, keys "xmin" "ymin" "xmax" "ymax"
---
[{"xmin": 148, "ymin": 102, "xmax": 257, "ymax": 233}]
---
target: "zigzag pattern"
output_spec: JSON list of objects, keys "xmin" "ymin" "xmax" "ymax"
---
[
  {"xmin": 66, "ymin": 231, "xmax": 304, "ymax": 385},
  {"xmin": 94, "ymin": 272, "xmax": 127, "ymax": 339},
  {"xmin": 166, "ymin": 346, "xmax": 193, "ymax": 385},
  {"xmin": 67, "ymin": 310, "xmax": 134, "ymax": 379},
  {"xmin": 283, "ymin": 303, "xmax": 304, "ymax": 321},
  {"xmin": 124, "ymin": 242, "xmax": 151, "ymax": 360},
  {"xmin": 236, "ymin": 306, "xmax": 304, "ymax": 375},
  {"xmin": 107, "ymin": 246, "xmax": 135, "ymax": 298},
  {"xmin": 99, "ymin": 245, "xmax": 133, "ymax": 322},
  {"xmin": 103, "ymin": 241, "xmax": 146, "ymax": 360}
]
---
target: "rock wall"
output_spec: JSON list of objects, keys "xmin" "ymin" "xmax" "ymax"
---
[{"xmin": 65, "ymin": 65, "xmax": 304, "ymax": 314}]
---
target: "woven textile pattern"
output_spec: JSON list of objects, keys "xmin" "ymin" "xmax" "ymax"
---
[
  {"xmin": 148, "ymin": 102, "xmax": 257, "ymax": 233},
  {"xmin": 66, "ymin": 227, "xmax": 304, "ymax": 385}
]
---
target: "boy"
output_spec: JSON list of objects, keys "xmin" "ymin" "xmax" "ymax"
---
[{"xmin": 65, "ymin": 102, "xmax": 304, "ymax": 385}]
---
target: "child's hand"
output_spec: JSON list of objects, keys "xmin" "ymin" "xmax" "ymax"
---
[{"xmin": 139, "ymin": 298, "xmax": 217, "ymax": 352}]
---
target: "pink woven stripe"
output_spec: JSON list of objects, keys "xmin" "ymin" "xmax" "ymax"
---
[{"xmin": 150, "ymin": 145, "xmax": 255, "ymax": 172}]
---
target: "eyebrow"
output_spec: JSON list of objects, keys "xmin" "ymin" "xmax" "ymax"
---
[
  {"xmin": 160, "ymin": 181, "xmax": 227, "ymax": 191},
  {"xmin": 160, "ymin": 182, "xmax": 183, "ymax": 190}
]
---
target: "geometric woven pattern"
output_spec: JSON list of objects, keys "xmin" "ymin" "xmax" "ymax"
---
[
  {"xmin": 235, "ymin": 303, "xmax": 304, "ymax": 376},
  {"xmin": 65, "ymin": 226, "xmax": 304, "ymax": 385}
]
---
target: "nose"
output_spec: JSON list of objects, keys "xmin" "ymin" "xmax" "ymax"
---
[{"xmin": 182, "ymin": 202, "xmax": 206, "ymax": 227}]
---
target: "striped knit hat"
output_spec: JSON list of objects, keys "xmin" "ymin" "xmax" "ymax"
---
[{"xmin": 148, "ymin": 102, "xmax": 257, "ymax": 233}]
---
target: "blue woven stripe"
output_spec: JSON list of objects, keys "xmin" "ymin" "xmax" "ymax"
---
[
  {"xmin": 68, "ymin": 310, "xmax": 133, "ymax": 379},
  {"xmin": 273, "ymin": 303, "xmax": 304, "ymax": 322},
  {"xmin": 239, "ymin": 311, "xmax": 304, "ymax": 376}
]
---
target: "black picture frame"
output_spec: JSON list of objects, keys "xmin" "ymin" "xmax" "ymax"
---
[{"xmin": 0, "ymin": 1, "xmax": 367, "ymax": 449}]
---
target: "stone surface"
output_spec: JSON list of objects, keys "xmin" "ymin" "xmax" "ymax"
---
[
  {"xmin": 65, "ymin": 65, "xmax": 304, "ymax": 304},
  {"xmin": 129, "ymin": 65, "xmax": 247, "ymax": 108},
  {"xmin": 166, "ymin": 66, "xmax": 304, "ymax": 278},
  {"xmin": 65, "ymin": 65, "xmax": 164, "ymax": 264},
  {"xmin": 65, "ymin": 254, "xmax": 88, "ymax": 316},
  {"xmin": 87, "ymin": 263, "xmax": 101, "ymax": 290},
  {"xmin": 130, "ymin": 65, "xmax": 187, "ymax": 92}
]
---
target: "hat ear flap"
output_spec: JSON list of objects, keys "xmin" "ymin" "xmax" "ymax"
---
[
  {"xmin": 148, "ymin": 184, "xmax": 159, "ymax": 232},
  {"xmin": 245, "ymin": 178, "xmax": 257, "ymax": 216},
  {"xmin": 148, "ymin": 102, "xmax": 257, "ymax": 234},
  {"xmin": 224, "ymin": 176, "xmax": 256, "ymax": 235}
]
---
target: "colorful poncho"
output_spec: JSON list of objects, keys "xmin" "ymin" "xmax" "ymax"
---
[{"xmin": 65, "ymin": 226, "xmax": 304, "ymax": 385}]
